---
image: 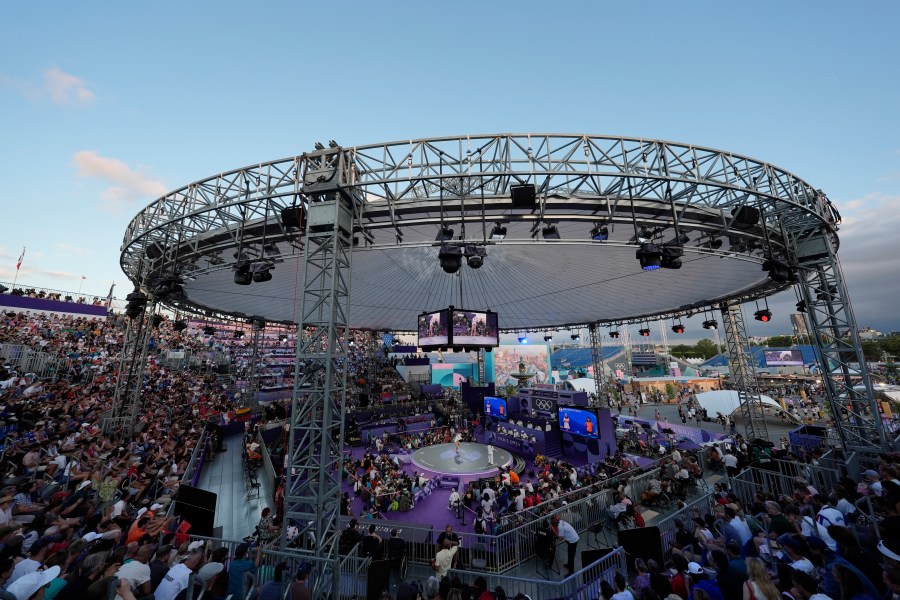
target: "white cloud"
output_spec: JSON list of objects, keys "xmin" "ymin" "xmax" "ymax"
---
[
  {"xmin": 43, "ymin": 67, "xmax": 94, "ymax": 106},
  {"xmin": 73, "ymin": 151, "xmax": 167, "ymax": 212},
  {"xmin": 55, "ymin": 243, "xmax": 91, "ymax": 256},
  {"xmin": 0, "ymin": 67, "xmax": 94, "ymax": 106}
]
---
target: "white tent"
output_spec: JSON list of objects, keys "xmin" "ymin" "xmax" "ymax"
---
[
  {"xmin": 694, "ymin": 390, "xmax": 788, "ymax": 419},
  {"xmin": 565, "ymin": 378, "xmax": 597, "ymax": 393}
]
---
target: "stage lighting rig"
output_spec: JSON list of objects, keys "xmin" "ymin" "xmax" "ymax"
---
[
  {"xmin": 636, "ymin": 243, "xmax": 662, "ymax": 271},
  {"xmin": 571, "ymin": 334, "xmax": 581, "ymax": 342},
  {"xmin": 172, "ymin": 320, "xmax": 188, "ymax": 333},
  {"xmin": 754, "ymin": 309, "xmax": 772, "ymax": 322},
  {"xmin": 762, "ymin": 257, "xmax": 794, "ymax": 283},
  {"xmin": 660, "ymin": 245, "xmax": 684, "ymax": 269},
  {"xmin": 543, "ymin": 335, "xmax": 553, "ymax": 342},
  {"xmin": 124, "ymin": 290, "xmax": 148, "ymax": 319},
  {"xmin": 438, "ymin": 244, "xmax": 463, "ymax": 274},
  {"xmin": 518, "ymin": 335, "xmax": 529, "ymax": 344},
  {"xmin": 490, "ymin": 224, "xmax": 507, "ymax": 240},
  {"xmin": 590, "ymin": 224, "xmax": 609, "ymax": 241},
  {"xmin": 542, "ymin": 224, "xmax": 560, "ymax": 240},
  {"xmin": 702, "ymin": 319, "xmax": 718, "ymax": 330},
  {"xmin": 671, "ymin": 323, "xmax": 685, "ymax": 334},
  {"xmin": 234, "ymin": 261, "xmax": 252, "ymax": 286},
  {"xmin": 638, "ymin": 328, "xmax": 650, "ymax": 337},
  {"xmin": 464, "ymin": 245, "xmax": 486, "ymax": 269},
  {"xmin": 436, "ymin": 226, "xmax": 455, "ymax": 242},
  {"xmin": 796, "ymin": 301, "xmax": 807, "ymax": 313},
  {"xmin": 609, "ymin": 330, "xmax": 620, "ymax": 338}
]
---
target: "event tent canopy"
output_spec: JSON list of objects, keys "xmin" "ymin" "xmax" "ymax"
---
[{"xmin": 694, "ymin": 390, "xmax": 790, "ymax": 420}]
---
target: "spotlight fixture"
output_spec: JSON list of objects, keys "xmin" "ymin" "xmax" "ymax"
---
[
  {"xmin": 203, "ymin": 326, "xmax": 216, "ymax": 335},
  {"xmin": 542, "ymin": 224, "xmax": 560, "ymax": 240},
  {"xmin": 702, "ymin": 319, "xmax": 718, "ymax": 330},
  {"xmin": 234, "ymin": 262, "xmax": 252, "ymax": 285},
  {"xmin": 590, "ymin": 224, "xmax": 609, "ymax": 241},
  {"xmin": 543, "ymin": 335, "xmax": 553, "ymax": 342},
  {"xmin": 639, "ymin": 328, "xmax": 651, "ymax": 337},
  {"xmin": 762, "ymin": 258, "xmax": 794, "ymax": 283},
  {"xmin": 660, "ymin": 245, "xmax": 684, "ymax": 269},
  {"xmin": 252, "ymin": 269, "xmax": 273, "ymax": 283},
  {"xmin": 490, "ymin": 224, "xmax": 507, "ymax": 240},
  {"xmin": 706, "ymin": 238, "xmax": 723, "ymax": 250},
  {"xmin": 609, "ymin": 330, "xmax": 620, "ymax": 339},
  {"xmin": 671, "ymin": 324, "xmax": 685, "ymax": 334},
  {"xmin": 124, "ymin": 290, "xmax": 148, "ymax": 319},
  {"xmin": 436, "ymin": 226, "xmax": 455, "ymax": 242},
  {"xmin": 151, "ymin": 315, "xmax": 164, "ymax": 329},
  {"xmin": 754, "ymin": 309, "xmax": 772, "ymax": 322},
  {"xmin": 518, "ymin": 335, "xmax": 529, "ymax": 344},
  {"xmin": 571, "ymin": 334, "xmax": 581, "ymax": 342},
  {"xmin": 636, "ymin": 243, "xmax": 662, "ymax": 271},
  {"xmin": 637, "ymin": 227, "xmax": 653, "ymax": 243},
  {"xmin": 233, "ymin": 330, "xmax": 245, "ymax": 339},
  {"xmin": 464, "ymin": 245, "xmax": 486, "ymax": 269},
  {"xmin": 438, "ymin": 244, "xmax": 463, "ymax": 274},
  {"xmin": 278, "ymin": 334, "xmax": 288, "ymax": 342},
  {"xmin": 795, "ymin": 301, "xmax": 807, "ymax": 313},
  {"xmin": 172, "ymin": 320, "xmax": 188, "ymax": 333}
]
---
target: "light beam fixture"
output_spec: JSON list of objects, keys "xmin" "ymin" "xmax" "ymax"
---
[
  {"xmin": 438, "ymin": 244, "xmax": 463, "ymax": 274},
  {"xmin": 490, "ymin": 224, "xmax": 507, "ymax": 240},
  {"xmin": 636, "ymin": 243, "xmax": 662, "ymax": 270}
]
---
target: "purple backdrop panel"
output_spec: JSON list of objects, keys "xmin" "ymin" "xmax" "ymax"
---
[{"xmin": 0, "ymin": 295, "xmax": 108, "ymax": 318}]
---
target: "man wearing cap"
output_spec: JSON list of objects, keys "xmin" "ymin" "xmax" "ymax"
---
[
  {"xmin": 5, "ymin": 566, "xmax": 61, "ymax": 600},
  {"xmin": 154, "ymin": 548, "xmax": 204, "ymax": 600},
  {"xmin": 686, "ymin": 562, "xmax": 724, "ymax": 600}
]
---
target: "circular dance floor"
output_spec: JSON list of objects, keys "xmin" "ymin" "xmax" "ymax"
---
[{"xmin": 410, "ymin": 442, "xmax": 513, "ymax": 476}]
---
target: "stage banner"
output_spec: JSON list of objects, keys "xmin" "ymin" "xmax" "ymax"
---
[{"xmin": 486, "ymin": 344, "xmax": 551, "ymax": 387}]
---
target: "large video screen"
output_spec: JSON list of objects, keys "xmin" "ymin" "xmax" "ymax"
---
[
  {"xmin": 558, "ymin": 407, "xmax": 599, "ymax": 438},
  {"xmin": 450, "ymin": 309, "xmax": 499, "ymax": 347},
  {"xmin": 483, "ymin": 396, "xmax": 507, "ymax": 421},
  {"xmin": 417, "ymin": 310, "xmax": 449, "ymax": 347},
  {"xmin": 763, "ymin": 350, "xmax": 804, "ymax": 366}
]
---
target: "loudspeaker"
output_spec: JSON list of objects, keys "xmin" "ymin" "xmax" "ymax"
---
[
  {"xmin": 281, "ymin": 205, "xmax": 304, "ymax": 229},
  {"xmin": 731, "ymin": 205, "xmax": 760, "ymax": 229},
  {"xmin": 581, "ymin": 547, "xmax": 614, "ymax": 567},
  {"xmin": 617, "ymin": 526, "xmax": 663, "ymax": 572},
  {"xmin": 510, "ymin": 183, "xmax": 536, "ymax": 208},
  {"xmin": 173, "ymin": 485, "xmax": 217, "ymax": 537}
]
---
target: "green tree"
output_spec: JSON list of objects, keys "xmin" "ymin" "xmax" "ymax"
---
[
  {"xmin": 861, "ymin": 340, "xmax": 883, "ymax": 362},
  {"xmin": 766, "ymin": 336, "xmax": 795, "ymax": 347},
  {"xmin": 665, "ymin": 383, "xmax": 676, "ymax": 399},
  {"xmin": 695, "ymin": 339, "xmax": 720, "ymax": 359}
]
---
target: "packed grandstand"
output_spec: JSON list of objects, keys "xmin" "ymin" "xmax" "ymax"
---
[{"xmin": 0, "ymin": 286, "xmax": 898, "ymax": 600}]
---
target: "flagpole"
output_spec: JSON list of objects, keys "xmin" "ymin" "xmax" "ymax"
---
[
  {"xmin": 11, "ymin": 246, "xmax": 24, "ymax": 291},
  {"xmin": 78, "ymin": 276, "xmax": 85, "ymax": 295}
]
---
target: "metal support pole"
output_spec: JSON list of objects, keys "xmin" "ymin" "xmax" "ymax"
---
[
  {"xmin": 588, "ymin": 323, "xmax": 605, "ymax": 406},
  {"xmin": 281, "ymin": 146, "xmax": 355, "ymax": 599},
  {"xmin": 478, "ymin": 348, "xmax": 486, "ymax": 385},
  {"xmin": 110, "ymin": 298, "xmax": 157, "ymax": 434},
  {"xmin": 720, "ymin": 302, "xmax": 768, "ymax": 441}
]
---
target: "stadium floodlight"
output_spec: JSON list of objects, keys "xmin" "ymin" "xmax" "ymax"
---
[{"xmin": 636, "ymin": 243, "xmax": 662, "ymax": 271}]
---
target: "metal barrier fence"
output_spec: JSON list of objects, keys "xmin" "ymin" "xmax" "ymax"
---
[
  {"xmin": 654, "ymin": 492, "xmax": 720, "ymax": 561},
  {"xmin": 446, "ymin": 546, "xmax": 627, "ymax": 600},
  {"xmin": 728, "ymin": 461, "xmax": 841, "ymax": 504},
  {"xmin": 177, "ymin": 535, "xmax": 370, "ymax": 600},
  {"xmin": 627, "ymin": 466, "xmax": 662, "ymax": 502},
  {"xmin": 0, "ymin": 343, "xmax": 64, "ymax": 380}
]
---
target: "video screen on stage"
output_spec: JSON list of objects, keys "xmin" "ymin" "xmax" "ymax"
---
[
  {"xmin": 763, "ymin": 350, "xmax": 804, "ymax": 366},
  {"xmin": 450, "ymin": 309, "xmax": 499, "ymax": 347},
  {"xmin": 483, "ymin": 396, "xmax": 507, "ymax": 421},
  {"xmin": 558, "ymin": 407, "xmax": 599, "ymax": 438},
  {"xmin": 417, "ymin": 310, "xmax": 449, "ymax": 347}
]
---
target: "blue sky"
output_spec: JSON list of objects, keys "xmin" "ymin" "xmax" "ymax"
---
[{"xmin": 2, "ymin": 1, "xmax": 899, "ymax": 339}]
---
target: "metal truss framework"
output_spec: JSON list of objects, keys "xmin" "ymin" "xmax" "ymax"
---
[
  {"xmin": 720, "ymin": 303, "xmax": 768, "ymax": 442},
  {"xmin": 244, "ymin": 320, "xmax": 264, "ymax": 406},
  {"xmin": 588, "ymin": 323, "xmax": 607, "ymax": 406},
  {"xmin": 280, "ymin": 148, "xmax": 355, "ymax": 599},
  {"xmin": 109, "ymin": 299, "xmax": 157, "ymax": 434},
  {"xmin": 791, "ymin": 234, "xmax": 887, "ymax": 451}
]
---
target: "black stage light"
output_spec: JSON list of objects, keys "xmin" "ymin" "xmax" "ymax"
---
[
  {"xmin": 233, "ymin": 330, "xmax": 245, "ymax": 339},
  {"xmin": 637, "ymin": 227, "xmax": 653, "ymax": 243},
  {"xmin": 490, "ymin": 224, "xmax": 507, "ymax": 240},
  {"xmin": 151, "ymin": 315, "xmax": 164, "ymax": 328},
  {"xmin": 252, "ymin": 269, "xmax": 273, "ymax": 283},
  {"xmin": 278, "ymin": 334, "xmax": 288, "ymax": 342},
  {"xmin": 436, "ymin": 226, "xmax": 455, "ymax": 242},
  {"xmin": 203, "ymin": 326, "xmax": 216, "ymax": 335},
  {"xmin": 796, "ymin": 301, "xmax": 807, "ymax": 313},
  {"xmin": 542, "ymin": 224, "xmax": 560, "ymax": 240},
  {"xmin": 571, "ymin": 334, "xmax": 581, "ymax": 342},
  {"xmin": 281, "ymin": 206, "xmax": 304, "ymax": 229},
  {"xmin": 762, "ymin": 258, "xmax": 793, "ymax": 283},
  {"xmin": 702, "ymin": 319, "xmax": 718, "ymax": 330},
  {"xmin": 639, "ymin": 328, "xmax": 651, "ymax": 337},
  {"xmin": 660, "ymin": 245, "xmax": 684, "ymax": 270},
  {"xmin": 124, "ymin": 290, "xmax": 148, "ymax": 319},
  {"xmin": 754, "ymin": 309, "xmax": 772, "ymax": 322},
  {"xmin": 234, "ymin": 262, "xmax": 252, "ymax": 286},
  {"xmin": 543, "ymin": 335, "xmax": 553, "ymax": 342},
  {"xmin": 671, "ymin": 324, "xmax": 685, "ymax": 334},
  {"xmin": 173, "ymin": 320, "xmax": 188, "ymax": 332},
  {"xmin": 590, "ymin": 225, "xmax": 609, "ymax": 241},
  {"xmin": 636, "ymin": 243, "xmax": 662, "ymax": 271},
  {"xmin": 465, "ymin": 245, "xmax": 486, "ymax": 269},
  {"xmin": 438, "ymin": 244, "xmax": 463, "ymax": 274},
  {"xmin": 609, "ymin": 331, "xmax": 620, "ymax": 338},
  {"xmin": 731, "ymin": 205, "xmax": 761, "ymax": 230},
  {"xmin": 708, "ymin": 238, "xmax": 723, "ymax": 250},
  {"xmin": 510, "ymin": 183, "xmax": 536, "ymax": 208},
  {"xmin": 518, "ymin": 335, "xmax": 529, "ymax": 344}
]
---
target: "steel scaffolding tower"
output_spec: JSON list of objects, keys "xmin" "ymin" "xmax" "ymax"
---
[
  {"xmin": 281, "ymin": 146, "xmax": 356, "ymax": 599},
  {"xmin": 791, "ymin": 232, "xmax": 888, "ymax": 451},
  {"xmin": 720, "ymin": 303, "xmax": 768, "ymax": 441},
  {"xmin": 109, "ymin": 297, "xmax": 157, "ymax": 434},
  {"xmin": 244, "ymin": 319, "xmax": 264, "ymax": 406},
  {"xmin": 588, "ymin": 323, "xmax": 606, "ymax": 406}
]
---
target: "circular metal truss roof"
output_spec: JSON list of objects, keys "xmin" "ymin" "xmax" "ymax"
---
[{"xmin": 120, "ymin": 134, "xmax": 840, "ymax": 331}]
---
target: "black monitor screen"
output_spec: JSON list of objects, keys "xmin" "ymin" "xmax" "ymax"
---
[
  {"xmin": 417, "ymin": 310, "xmax": 449, "ymax": 347},
  {"xmin": 450, "ymin": 309, "xmax": 499, "ymax": 347},
  {"xmin": 483, "ymin": 396, "xmax": 507, "ymax": 420},
  {"xmin": 558, "ymin": 407, "xmax": 599, "ymax": 438}
]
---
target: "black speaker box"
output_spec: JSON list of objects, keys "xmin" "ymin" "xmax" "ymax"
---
[
  {"xmin": 617, "ymin": 526, "xmax": 663, "ymax": 572},
  {"xmin": 510, "ymin": 183, "xmax": 536, "ymax": 208},
  {"xmin": 281, "ymin": 205, "xmax": 304, "ymax": 229},
  {"xmin": 581, "ymin": 547, "xmax": 614, "ymax": 567},
  {"xmin": 173, "ymin": 485, "xmax": 217, "ymax": 537}
]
